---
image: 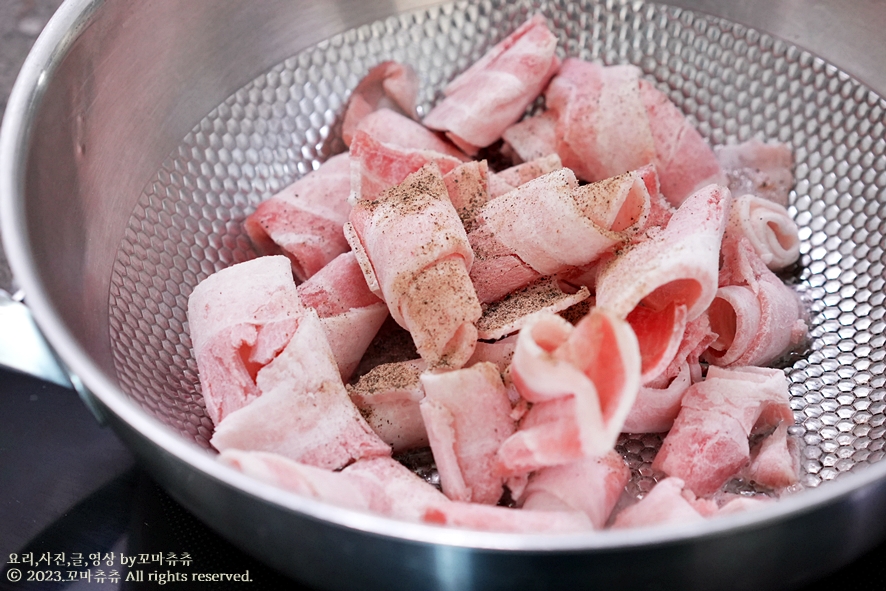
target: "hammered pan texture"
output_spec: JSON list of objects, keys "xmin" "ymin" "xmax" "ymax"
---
[{"xmin": 107, "ymin": 0, "xmax": 886, "ymax": 494}]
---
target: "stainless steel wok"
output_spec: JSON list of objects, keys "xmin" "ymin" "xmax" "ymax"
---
[{"xmin": 2, "ymin": 0, "xmax": 886, "ymax": 589}]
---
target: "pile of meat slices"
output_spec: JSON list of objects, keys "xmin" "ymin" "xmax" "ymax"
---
[{"xmin": 187, "ymin": 15, "xmax": 809, "ymax": 533}]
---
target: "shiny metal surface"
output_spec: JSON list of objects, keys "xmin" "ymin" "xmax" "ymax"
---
[{"xmin": 2, "ymin": 0, "xmax": 886, "ymax": 589}]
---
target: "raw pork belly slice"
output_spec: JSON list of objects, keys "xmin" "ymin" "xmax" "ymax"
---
[
  {"xmin": 470, "ymin": 168, "xmax": 650, "ymax": 303},
  {"xmin": 442, "ymin": 159, "xmax": 490, "ymax": 232},
  {"xmin": 488, "ymin": 153, "xmax": 564, "ymax": 199},
  {"xmin": 715, "ymin": 139, "xmax": 794, "ymax": 207},
  {"xmin": 345, "ymin": 164, "xmax": 482, "ymax": 368},
  {"xmin": 422, "ymin": 14, "xmax": 560, "ymax": 155},
  {"xmin": 652, "ymin": 366, "xmax": 795, "ymax": 496},
  {"xmin": 244, "ymin": 153, "xmax": 352, "ymax": 281},
  {"xmin": 611, "ymin": 477, "xmax": 705, "ymax": 528},
  {"xmin": 423, "ymin": 502, "xmax": 593, "ymax": 533},
  {"xmin": 477, "ymin": 278, "xmax": 590, "ymax": 341},
  {"xmin": 595, "ymin": 184, "xmax": 731, "ymax": 382},
  {"xmin": 501, "ymin": 110, "xmax": 558, "ymax": 163},
  {"xmin": 546, "ymin": 59, "xmax": 656, "ymax": 183},
  {"xmin": 187, "ymin": 255, "xmax": 304, "ymax": 425},
  {"xmin": 637, "ymin": 79, "xmax": 724, "ymax": 206},
  {"xmin": 723, "ymin": 193, "xmax": 800, "ymax": 270},
  {"xmin": 622, "ymin": 361, "xmax": 692, "ymax": 434},
  {"xmin": 341, "ymin": 62, "xmax": 420, "ymax": 146},
  {"xmin": 348, "ymin": 130, "xmax": 463, "ymax": 202},
  {"xmin": 350, "ymin": 108, "xmax": 468, "ymax": 159},
  {"xmin": 211, "ymin": 309, "xmax": 391, "ymax": 470},
  {"xmin": 497, "ymin": 309, "xmax": 640, "ymax": 474},
  {"xmin": 347, "ymin": 359, "xmax": 429, "ymax": 453},
  {"xmin": 705, "ymin": 239, "xmax": 807, "ymax": 367},
  {"xmin": 221, "ymin": 450, "xmax": 449, "ymax": 522},
  {"xmin": 744, "ymin": 421, "xmax": 800, "ymax": 489},
  {"xmin": 466, "ymin": 334, "xmax": 518, "ymax": 373},
  {"xmin": 420, "ymin": 362, "xmax": 516, "ymax": 504},
  {"xmin": 297, "ymin": 251, "xmax": 388, "ymax": 381},
  {"xmin": 519, "ymin": 451, "xmax": 630, "ymax": 529}
]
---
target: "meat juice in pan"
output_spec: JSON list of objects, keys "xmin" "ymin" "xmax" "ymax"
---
[{"xmin": 106, "ymin": 1, "xmax": 886, "ymax": 528}]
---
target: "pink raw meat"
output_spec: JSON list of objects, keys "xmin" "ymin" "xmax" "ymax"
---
[
  {"xmin": 519, "ymin": 451, "xmax": 630, "ymax": 529},
  {"xmin": 723, "ymin": 193, "xmax": 800, "ymax": 270},
  {"xmin": 470, "ymin": 168, "xmax": 651, "ymax": 303},
  {"xmin": 488, "ymin": 153, "xmax": 563, "ymax": 199},
  {"xmin": 297, "ymin": 251, "xmax": 388, "ymax": 381},
  {"xmin": 501, "ymin": 110, "xmax": 558, "ymax": 163},
  {"xmin": 706, "ymin": 239, "xmax": 807, "ymax": 367},
  {"xmin": 638, "ymin": 79, "xmax": 724, "ymax": 206},
  {"xmin": 595, "ymin": 184, "xmax": 731, "ymax": 383},
  {"xmin": 347, "ymin": 359, "xmax": 429, "ymax": 453},
  {"xmin": 187, "ymin": 255, "xmax": 304, "ymax": 425},
  {"xmin": 442, "ymin": 159, "xmax": 490, "ymax": 232},
  {"xmin": 244, "ymin": 153, "xmax": 352, "ymax": 281},
  {"xmin": 420, "ymin": 362, "xmax": 516, "ymax": 504},
  {"xmin": 622, "ymin": 361, "xmax": 693, "ymax": 434},
  {"xmin": 423, "ymin": 15, "xmax": 560, "ymax": 155},
  {"xmin": 345, "ymin": 164, "xmax": 482, "ymax": 368},
  {"xmin": 611, "ymin": 477, "xmax": 705, "ymax": 528},
  {"xmin": 423, "ymin": 502, "xmax": 593, "ymax": 533},
  {"xmin": 652, "ymin": 366, "xmax": 794, "ymax": 496},
  {"xmin": 744, "ymin": 421, "xmax": 800, "ymax": 489},
  {"xmin": 210, "ymin": 308, "xmax": 391, "ymax": 470},
  {"xmin": 498, "ymin": 309, "xmax": 640, "ymax": 474},
  {"xmin": 342, "ymin": 62, "xmax": 420, "ymax": 146},
  {"xmin": 348, "ymin": 130, "xmax": 463, "ymax": 202},
  {"xmin": 350, "ymin": 108, "xmax": 468, "ymax": 159},
  {"xmin": 715, "ymin": 139, "xmax": 794, "ymax": 207}
]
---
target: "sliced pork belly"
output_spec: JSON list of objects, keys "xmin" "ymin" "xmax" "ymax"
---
[
  {"xmin": 488, "ymin": 153, "xmax": 563, "ymax": 199},
  {"xmin": 466, "ymin": 334, "xmax": 518, "ymax": 373},
  {"xmin": 470, "ymin": 168, "xmax": 650, "ymax": 303},
  {"xmin": 519, "ymin": 451, "xmax": 629, "ymax": 529},
  {"xmin": 349, "ymin": 108, "xmax": 468, "ymax": 159},
  {"xmin": 596, "ymin": 184, "xmax": 730, "ymax": 382},
  {"xmin": 341, "ymin": 62, "xmax": 419, "ymax": 146},
  {"xmin": 188, "ymin": 255, "xmax": 304, "ymax": 425},
  {"xmin": 347, "ymin": 359, "xmax": 428, "ymax": 453},
  {"xmin": 715, "ymin": 139, "xmax": 794, "ymax": 207},
  {"xmin": 477, "ymin": 278, "xmax": 590, "ymax": 341},
  {"xmin": 622, "ymin": 361, "xmax": 692, "ymax": 433},
  {"xmin": 420, "ymin": 362, "xmax": 516, "ymax": 504},
  {"xmin": 442, "ymin": 159, "xmax": 490, "ymax": 232},
  {"xmin": 501, "ymin": 110, "xmax": 558, "ymax": 163},
  {"xmin": 611, "ymin": 477, "xmax": 705, "ymax": 529},
  {"xmin": 546, "ymin": 59, "xmax": 656, "ymax": 184},
  {"xmin": 705, "ymin": 239, "xmax": 807, "ymax": 367},
  {"xmin": 244, "ymin": 153, "xmax": 351, "ymax": 281},
  {"xmin": 637, "ymin": 79, "xmax": 724, "ymax": 206},
  {"xmin": 723, "ymin": 193, "xmax": 800, "ymax": 271},
  {"xmin": 211, "ymin": 309, "xmax": 391, "ymax": 470},
  {"xmin": 423, "ymin": 502, "xmax": 593, "ymax": 533},
  {"xmin": 348, "ymin": 130, "xmax": 463, "ymax": 202},
  {"xmin": 341, "ymin": 456, "xmax": 451, "ymax": 521},
  {"xmin": 744, "ymin": 421, "xmax": 800, "ymax": 490},
  {"xmin": 297, "ymin": 251, "xmax": 388, "ymax": 381},
  {"xmin": 345, "ymin": 164, "xmax": 482, "ymax": 368},
  {"xmin": 652, "ymin": 366, "xmax": 794, "ymax": 496},
  {"xmin": 423, "ymin": 15, "xmax": 560, "ymax": 155},
  {"xmin": 497, "ymin": 309, "xmax": 640, "ymax": 475}
]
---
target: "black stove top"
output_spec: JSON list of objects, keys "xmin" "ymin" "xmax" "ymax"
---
[{"xmin": 1, "ymin": 367, "xmax": 885, "ymax": 590}]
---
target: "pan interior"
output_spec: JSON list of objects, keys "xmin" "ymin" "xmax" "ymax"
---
[{"xmin": 106, "ymin": 0, "xmax": 886, "ymax": 501}]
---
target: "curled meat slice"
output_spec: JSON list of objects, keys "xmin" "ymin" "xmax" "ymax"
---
[
  {"xmin": 596, "ymin": 184, "xmax": 731, "ymax": 382},
  {"xmin": 497, "ymin": 309, "xmax": 640, "ymax": 474},
  {"xmin": 518, "ymin": 451, "xmax": 630, "ymax": 529},
  {"xmin": 244, "ymin": 153, "xmax": 351, "ymax": 281},
  {"xmin": 611, "ymin": 477, "xmax": 706, "ymax": 529},
  {"xmin": 477, "ymin": 277, "xmax": 590, "ymax": 341},
  {"xmin": 347, "ymin": 359, "xmax": 428, "ymax": 453},
  {"xmin": 349, "ymin": 108, "xmax": 468, "ymax": 159},
  {"xmin": 349, "ymin": 130, "xmax": 463, "ymax": 202},
  {"xmin": 297, "ymin": 252, "xmax": 388, "ymax": 381},
  {"xmin": 723, "ymin": 193, "xmax": 800, "ymax": 270},
  {"xmin": 420, "ymin": 362, "xmax": 516, "ymax": 504},
  {"xmin": 706, "ymin": 239, "xmax": 807, "ymax": 367},
  {"xmin": 470, "ymin": 167, "xmax": 651, "ymax": 303},
  {"xmin": 342, "ymin": 62, "xmax": 419, "ymax": 146},
  {"xmin": 501, "ymin": 110, "xmax": 558, "ymax": 163},
  {"xmin": 715, "ymin": 139, "xmax": 794, "ymax": 207},
  {"xmin": 652, "ymin": 366, "xmax": 795, "ymax": 496},
  {"xmin": 423, "ymin": 502, "xmax": 593, "ymax": 533},
  {"xmin": 442, "ymin": 159, "xmax": 490, "ymax": 232},
  {"xmin": 488, "ymin": 153, "xmax": 563, "ymax": 199},
  {"xmin": 211, "ymin": 308, "xmax": 391, "ymax": 470},
  {"xmin": 622, "ymin": 361, "xmax": 692, "ymax": 434},
  {"xmin": 423, "ymin": 15, "xmax": 560, "ymax": 155},
  {"xmin": 188, "ymin": 255, "xmax": 304, "ymax": 425},
  {"xmin": 345, "ymin": 164, "xmax": 481, "ymax": 368}
]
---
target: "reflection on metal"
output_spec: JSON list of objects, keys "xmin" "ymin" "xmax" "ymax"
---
[{"xmin": 0, "ymin": 289, "xmax": 72, "ymax": 388}]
